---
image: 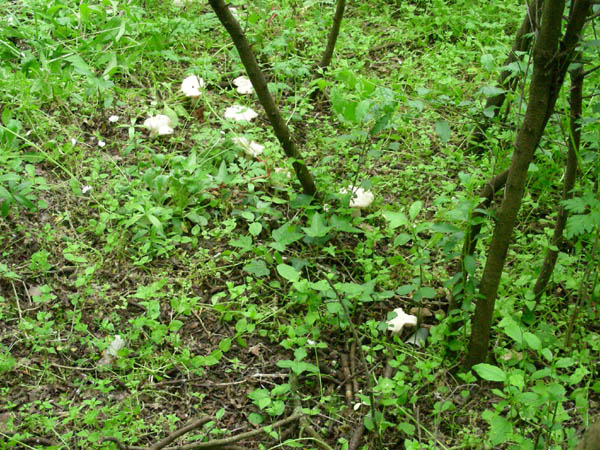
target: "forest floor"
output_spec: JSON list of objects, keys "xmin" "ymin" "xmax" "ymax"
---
[{"xmin": 1, "ymin": 0, "xmax": 598, "ymax": 449}]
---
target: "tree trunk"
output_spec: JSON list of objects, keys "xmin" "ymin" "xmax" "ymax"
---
[
  {"xmin": 317, "ymin": 0, "xmax": 347, "ymax": 71},
  {"xmin": 463, "ymin": 168, "xmax": 510, "ymax": 259},
  {"xmin": 208, "ymin": 0, "xmax": 318, "ymax": 197},
  {"xmin": 532, "ymin": 62, "xmax": 583, "ymax": 305},
  {"xmin": 311, "ymin": 0, "xmax": 347, "ymax": 101},
  {"xmin": 465, "ymin": 0, "xmax": 567, "ymax": 369},
  {"xmin": 465, "ymin": 0, "xmax": 591, "ymax": 368}
]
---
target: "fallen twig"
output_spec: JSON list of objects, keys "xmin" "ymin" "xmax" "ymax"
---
[
  {"xmin": 340, "ymin": 353, "xmax": 353, "ymax": 407},
  {"xmin": 150, "ymin": 417, "xmax": 214, "ymax": 450}
]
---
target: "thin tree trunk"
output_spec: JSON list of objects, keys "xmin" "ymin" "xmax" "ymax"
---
[
  {"xmin": 317, "ymin": 0, "xmax": 346, "ymax": 71},
  {"xmin": 448, "ymin": 168, "xmax": 509, "ymax": 314},
  {"xmin": 470, "ymin": 0, "xmax": 541, "ymax": 153},
  {"xmin": 311, "ymin": 0, "xmax": 346, "ymax": 101},
  {"xmin": 465, "ymin": 0, "xmax": 567, "ymax": 369},
  {"xmin": 532, "ymin": 62, "xmax": 583, "ymax": 305},
  {"xmin": 465, "ymin": 0, "xmax": 591, "ymax": 368},
  {"xmin": 208, "ymin": 0, "xmax": 317, "ymax": 197},
  {"xmin": 463, "ymin": 168, "xmax": 510, "ymax": 258}
]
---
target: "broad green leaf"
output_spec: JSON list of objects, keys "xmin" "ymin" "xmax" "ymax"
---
[
  {"xmin": 523, "ymin": 332, "xmax": 541, "ymax": 351},
  {"xmin": 409, "ymin": 201, "xmax": 423, "ymax": 221},
  {"xmin": 499, "ymin": 316, "xmax": 523, "ymax": 345},
  {"xmin": 393, "ymin": 233, "xmax": 411, "ymax": 246},
  {"xmin": 272, "ymin": 223, "xmax": 303, "ymax": 246},
  {"xmin": 243, "ymin": 259, "xmax": 270, "ymax": 278},
  {"xmin": 383, "ymin": 211, "xmax": 408, "ymax": 229},
  {"xmin": 277, "ymin": 263, "xmax": 300, "ymax": 282},
  {"xmin": 463, "ymin": 255, "xmax": 476, "ymax": 275},
  {"xmin": 302, "ymin": 212, "xmax": 332, "ymax": 238},
  {"xmin": 489, "ymin": 414, "xmax": 512, "ymax": 446},
  {"xmin": 472, "ymin": 363, "xmax": 506, "ymax": 382},
  {"xmin": 249, "ymin": 222, "xmax": 262, "ymax": 236}
]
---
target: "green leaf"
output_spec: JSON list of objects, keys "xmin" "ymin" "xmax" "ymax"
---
[
  {"xmin": 248, "ymin": 413, "xmax": 264, "ymax": 425},
  {"xmin": 472, "ymin": 363, "xmax": 506, "ymax": 382},
  {"xmin": 434, "ymin": 120, "xmax": 451, "ymax": 143},
  {"xmin": 219, "ymin": 338, "xmax": 232, "ymax": 352},
  {"xmin": 243, "ymin": 259, "xmax": 270, "ymax": 278},
  {"xmin": 463, "ymin": 255, "xmax": 476, "ymax": 275},
  {"xmin": 302, "ymin": 212, "xmax": 332, "ymax": 238},
  {"xmin": 409, "ymin": 201, "xmax": 423, "ymax": 221},
  {"xmin": 393, "ymin": 233, "xmax": 411, "ymax": 246},
  {"xmin": 330, "ymin": 215, "xmax": 362, "ymax": 233},
  {"xmin": 523, "ymin": 332, "xmax": 541, "ymax": 351},
  {"xmin": 489, "ymin": 414, "xmax": 512, "ymax": 446},
  {"xmin": 271, "ymin": 223, "xmax": 303, "ymax": 247},
  {"xmin": 499, "ymin": 317, "xmax": 523, "ymax": 345},
  {"xmin": 277, "ymin": 264, "xmax": 300, "ymax": 282},
  {"xmin": 249, "ymin": 222, "xmax": 262, "ymax": 236},
  {"xmin": 383, "ymin": 211, "xmax": 408, "ymax": 229}
]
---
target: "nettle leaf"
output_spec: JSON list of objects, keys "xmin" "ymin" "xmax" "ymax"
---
[
  {"xmin": 302, "ymin": 212, "xmax": 332, "ymax": 238},
  {"xmin": 566, "ymin": 212, "xmax": 599, "ymax": 238},
  {"xmin": 277, "ymin": 263, "xmax": 300, "ymax": 282},
  {"xmin": 472, "ymin": 363, "xmax": 506, "ymax": 382}
]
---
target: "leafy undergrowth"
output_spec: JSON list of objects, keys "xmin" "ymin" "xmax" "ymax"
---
[{"xmin": 1, "ymin": 0, "xmax": 598, "ymax": 449}]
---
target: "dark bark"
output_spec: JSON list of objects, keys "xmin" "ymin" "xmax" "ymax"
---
[
  {"xmin": 208, "ymin": 0, "xmax": 317, "ymax": 197},
  {"xmin": 463, "ymin": 168, "xmax": 510, "ymax": 258},
  {"xmin": 317, "ymin": 0, "xmax": 347, "ymax": 71},
  {"xmin": 470, "ymin": 0, "xmax": 541, "ymax": 153},
  {"xmin": 448, "ymin": 168, "xmax": 509, "ymax": 315},
  {"xmin": 310, "ymin": 0, "xmax": 346, "ymax": 101},
  {"xmin": 465, "ymin": 0, "xmax": 568, "ymax": 369},
  {"xmin": 532, "ymin": 62, "xmax": 583, "ymax": 305}
]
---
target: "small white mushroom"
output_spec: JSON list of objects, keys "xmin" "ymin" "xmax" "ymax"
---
[
  {"xmin": 181, "ymin": 75, "xmax": 205, "ymax": 98},
  {"xmin": 387, "ymin": 307, "xmax": 418, "ymax": 334},
  {"xmin": 224, "ymin": 105, "xmax": 258, "ymax": 122},
  {"xmin": 144, "ymin": 114, "xmax": 174, "ymax": 137}
]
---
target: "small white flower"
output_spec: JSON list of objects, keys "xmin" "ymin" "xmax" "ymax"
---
[
  {"xmin": 233, "ymin": 76, "xmax": 254, "ymax": 94},
  {"xmin": 224, "ymin": 105, "xmax": 258, "ymax": 122},
  {"xmin": 233, "ymin": 136, "xmax": 264, "ymax": 157},
  {"xmin": 387, "ymin": 308, "xmax": 418, "ymax": 334},
  {"xmin": 108, "ymin": 115, "xmax": 119, "ymax": 123},
  {"xmin": 181, "ymin": 75, "xmax": 205, "ymax": 98},
  {"xmin": 307, "ymin": 339, "xmax": 316, "ymax": 346},
  {"xmin": 71, "ymin": 138, "xmax": 77, "ymax": 146},
  {"xmin": 144, "ymin": 114, "xmax": 174, "ymax": 137},
  {"xmin": 98, "ymin": 140, "xmax": 106, "ymax": 148},
  {"xmin": 107, "ymin": 335, "xmax": 125, "ymax": 356},
  {"xmin": 8, "ymin": 16, "xmax": 14, "ymax": 25},
  {"xmin": 82, "ymin": 185, "xmax": 92, "ymax": 194},
  {"xmin": 340, "ymin": 185, "xmax": 374, "ymax": 209}
]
